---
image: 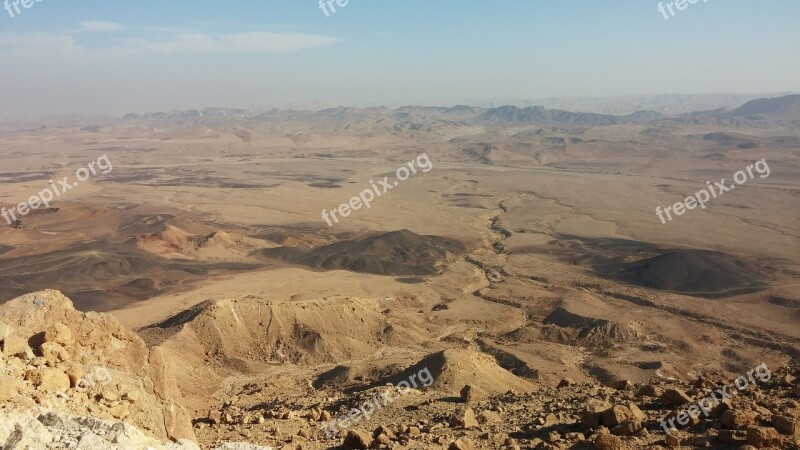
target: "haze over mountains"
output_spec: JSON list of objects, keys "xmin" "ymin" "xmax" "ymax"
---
[
  {"xmin": 23, "ymin": 94, "xmax": 776, "ymax": 140},
  {"xmin": 106, "ymin": 93, "xmax": 800, "ymax": 125},
  {"xmin": 3, "ymin": 92, "xmax": 797, "ymax": 131}
]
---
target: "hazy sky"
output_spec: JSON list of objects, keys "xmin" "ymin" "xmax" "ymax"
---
[{"xmin": 1, "ymin": 0, "xmax": 798, "ymax": 115}]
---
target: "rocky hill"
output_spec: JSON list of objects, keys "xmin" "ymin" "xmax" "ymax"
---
[
  {"xmin": 262, "ymin": 230, "xmax": 466, "ymax": 276},
  {"xmin": 0, "ymin": 290, "xmax": 275, "ymax": 449}
]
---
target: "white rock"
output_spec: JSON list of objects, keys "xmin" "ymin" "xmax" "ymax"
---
[
  {"xmin": 0, "ymin": 410, "xmax": 37, "ymax": 446},
  {"xmin": 1, "ymin": 409, "xmax": 265, "ymax": 450},
  {"xmin": 0, "ymin": 321, "xmax": 11, "ymax": 341},
  {"xmin": 76, "ymin": 431, "xmax": 108, "ymax": 449},
  {"xmin": 3, "ymin": 419, "xmax": 54, "ymax": 449},
  {"xmin": 167, "ymin": 439, "xmax": 203, "ymax": 450},
  {"xmin": 213, "ymin": 443, "xmax": 274, "ymax": 450}
]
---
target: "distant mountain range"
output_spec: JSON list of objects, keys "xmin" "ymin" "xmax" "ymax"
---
[
  {"xmin": 314, "ymin": 92, "xmax": 800, "ymax": 115},
  {"xmin": 729, "ymin": 94, "xmax": 800, "ymax": 118},
  {"xmin": 5, "ymin": 94, "xmax": 795, "ymax": 131},
  {"xmin": 478, "ymin": 105, "xmax": 662, "ymax": 126},
  {"xmin": 114, "ymin": 94, "xmax": 800, "ymax": 128}
]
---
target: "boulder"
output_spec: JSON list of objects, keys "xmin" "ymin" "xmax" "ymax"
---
[
  {"xmin": 582, "ymin": 399, "xmax": 612, "ymax": 428},
  {"xmin": 610, "ymin": 380, "xmax": 633, "ymax": 390},
  {"xmin": 611, "ymin": 420, "xmax": 642, "ymax": 436},
  {"xmin": 637, "ymin": 384, "xmax": 663, "ymax": 398},
  {"xmin": 746, "ymin": 426, "xmax": 781, "ymax": 447},
  {"xmin": 450, "ymin": 407, "xmax": 479, "ymax": 429},
  {"xmin": 40, "ymin": 342, "xmax": 70, "ymax": 366},
  {"xmin": 593, "ymin": 432, "xmax": 623, "ymax": 450},
  {"xmin": 627, "ymin": 402, "xmax": 646, "ymax": 420},
  {"xmin": 2, "ymin": 335, "xmax": 29, "ymax": 357},
  {"xmin": 661, "ymin": 388, "xmax": 692, "ymax": 406},
  {"xmin": 44, "ymin": 322, "xmax": 73, "ymax": 346},
  {"xmin": 342, "ymin": 430, "xmax": 371, "ymax": 449},
  {"xmin": 720, "ymin": 410, "xmax": 756, "ymax": 430},
  {"xmin": 772, "ymin": 415, "xmax": 797, "ymax": 435},
  {"xmin": 601, "ymin": 405, "xmax": 636, "ymax": 427},
  {"xmin": 25, "ymin": 367, "xmax": 70, "ymax": 392},
  {"xmin": 448, "ymin": 438, "xmax": 477, "ymax": 450},
  {"xmin": 460, "ymin": 384, "xmax": 485, "ymax": 402}
]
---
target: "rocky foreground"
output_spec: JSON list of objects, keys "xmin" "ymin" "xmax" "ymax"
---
[
  {"xmin": 1, "ymin": 290, "xmax": 799, "ymax": 449},
  {"xmin": 198, "ymin": 368, "xmax": 800, "ymax": 450}
]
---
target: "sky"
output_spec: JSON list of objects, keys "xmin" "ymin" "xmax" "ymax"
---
[{"xmin": 0, "ymin": 0, "xmax": 798, "ymax": 115}]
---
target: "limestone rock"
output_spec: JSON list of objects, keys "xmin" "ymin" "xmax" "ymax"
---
[
  {"xmin": 0, "ymin": 321, "xmax": 11, "ymax": 341},
  {"xmin": 478, "ymin": 410, "xmax": 502, "ymax": 424},
  {"xmin": 746, "ymin": 426, "xmax": 781, "ymax": 447},
  {"xmin": 212, "ymin": 444, "xmax": 273, "ymax": 450},
  {"xmin": 3, "ymin": 420, "xmax": 54, "ymax": 449},
  {"xmin": 593, "ymin": 432, "xmax": 622, "ymax": 450},
  {"xmin": 342, "ymin": 429, "xmax": 371, "ymax": 449},
  {"xmin": 373, "ymin": 424, "xmax": 394, "ymax": 439},
  {"xmin": 0, "ymin": 374, "xmax": 23, "ymax": 401},
  {"xmin": 2, "ymin": 335, "xmax": 29, "ymax": 357},
  {"xmin": 610, "ymin": 379, "xmax": 633, "ymax": 390},
  {"xmin": 611, "ymin": 419, "xmax": 642, "ymax": 436},
  {"xmin": 661, "ymin": 388, "xmax": 692, "ymax": 406},
  {"xmin": 721, "ymin": 409, "xmax": 756, "ymax": 430},
  {"xmin": 40, "ymin": 341, "xmax": 70, "ymax": 366},
  {"xmin": 582, "ymin": 399, "xmax": 612, "ymax": 428},
  {"xmin": 601, "ymin": 405, "xmax": 636, "ymax": 427},
  {"xmin": 450, "ymin": 407, "xmax": 479, "ymax": 429},
  {"xmin": 709, "ymin": 399, "xmax": 733, "ymax": 419},
  {"xmin": 665, "ymin": 433, "xmax": 681, "ymax": 447},
  {"xmin": 637, "ymin": 384, "xmax": 663, "ymax": 398},
  {"xmin": 44, "ymin": 322, "xmax": 73, "ymax": 346},
  {"xmin": 448, "ymin": 437, "xmax": 477, "ymax": 450},
  {"xmin": 2, "ymin": 411, "xmax": 213, "ymax": 450},
  {"xmin": 25, "ymin": 367, "xmax": 70, "ymax": 392},
  {"xmin": 772, "ymin": 415, "xmax": 797, "ymax": 435}
]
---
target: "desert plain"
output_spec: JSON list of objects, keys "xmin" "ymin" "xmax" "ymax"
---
[{"xmin": 0, "ymin": 98, "xmax": 798, "ymax": 449}]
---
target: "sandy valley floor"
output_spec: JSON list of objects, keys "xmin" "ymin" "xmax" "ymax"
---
[{"xmin": 1, "ymin": 104, "xmax": 798, "ymax": 448}]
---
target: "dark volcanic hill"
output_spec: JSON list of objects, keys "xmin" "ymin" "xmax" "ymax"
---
[
  {"xmin": 262, "ymin": 229, "xmax": 466, "ymax": 276},
  {"xmin": 613, "ymin": 249, "xmax": 765, "ymax": 296}
]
